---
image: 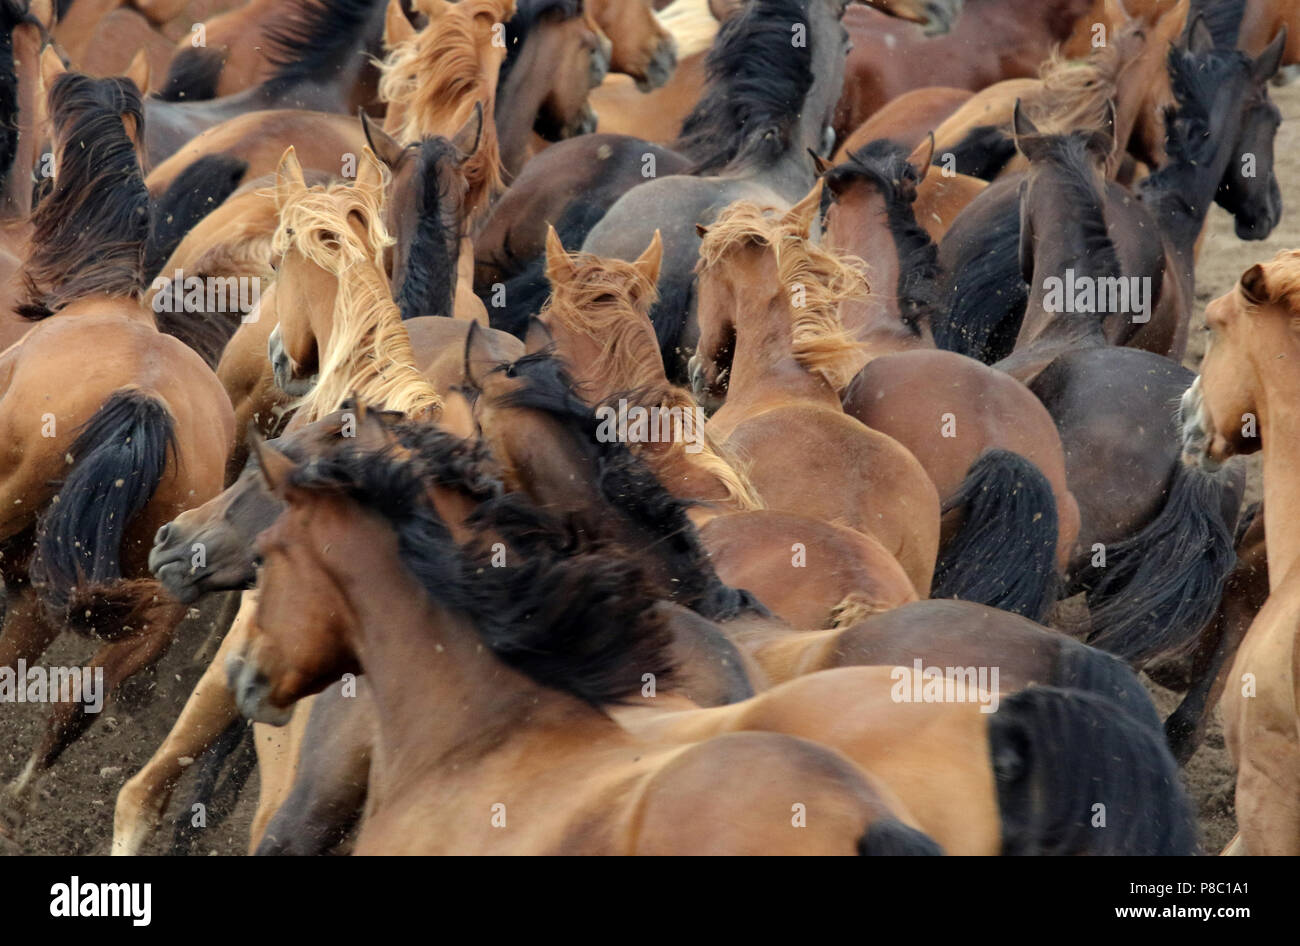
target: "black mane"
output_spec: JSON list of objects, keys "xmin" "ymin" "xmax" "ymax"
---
[
  {"xmin": 674, "ymin": 0, "xmax": 815, "ymax": 174},
  {"xmin": 284, "ymin": 434, "xmax": 676, "ymax": 708},
  {"xmin": 486, "ymin": 350, "xmax": 769, "ymax": 622},
  {"xmin": 1189, "ymin": 0, "xmax": 1247, "ymax": 48},
  {"xmin": 0, "ymin": 0, "xmax": 27, "ymax": 188},
  {"xmin": 829, "ymin": 139, "xmax": 941, "ymax": 331},
  {"xmin": 18, "ymin": 73, "xmax": 149, "ymax": 320},
  {"xmin": 262, "ymin": 0, "xmax": 385, "ymax": 91},
  {"xmin": 396, "ymin": 136, "xmax": 459, "ymax": 321},
  {"xmin": 1021, "ymin": 131, "xmax": 1122, "ymax": 280}
]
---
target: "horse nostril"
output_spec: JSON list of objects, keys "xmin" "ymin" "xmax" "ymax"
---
[{"xmin": 155, "ymin": 522, "xmax": 171, "ymax": 546}]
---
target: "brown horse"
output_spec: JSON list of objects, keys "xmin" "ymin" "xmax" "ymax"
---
[
  {"xmin": 1180, "ymin": 252, "xmax": 1300, "ymax": 854},
  {"xmin": 691, "ymin": 188, "xmax": 941, "ymax": 596},
  {"xmin": 237, "ymin": 428, "xmax": 1196, "ymax": 855},
  {"xmin": 0, "ymin": 72, "xmax": 233, "ymax": 825}
]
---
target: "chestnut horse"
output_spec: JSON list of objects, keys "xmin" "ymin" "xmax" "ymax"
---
[
  {"xmin": 1180, "ymin": 251, "xmax": 1300, "ymax": 854},
  {"xmin": 0, "ymin": 72, "xmax": 232, "ymax": 828}
]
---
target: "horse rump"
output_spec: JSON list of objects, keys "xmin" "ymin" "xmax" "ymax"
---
[
  {"xmin": 989, "ymin": 686, "xmax": 1199, "ymax": 855},
  {"xmin": 1073, "ymin": 463, "xmax": 1237, "ymax": 667},
  {"xmin": 31, "ymin": 388, "xmax": 177, "ymax": 639},
  {"xmin": 931, "ymin": 449, "xmax": 1059, "ymax": 622}
]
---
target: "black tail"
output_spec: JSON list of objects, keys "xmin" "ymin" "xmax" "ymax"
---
[
  {"xmin": 155, "ymin": 46, "xmax": 227, "ymax": 103},
  {"xmin": 932, "ymin": 199, "xmax": 1024, "ymax": 362},
  {"xmin": 1073, "ymin": 463, "xmax": 1236, "ymax": 667},
  {"xmin": 32, "ymin": 389, "xmax": 177, "ymax": 638},
  {"xmin": 145, "ymin": 153, "xmax": 248, "ymax": 280},
  {"xmin": 170, "ymin": 719, "xmax": 257, "ymax": 854},
  {"xmin": 989, "ymin": 687, "xmax": 1199, "ymax": 855},
  {"xmin": 858, "ymin": 818, "xmax": 945, "ymax": 855},
  {"xmin": 939, "ymin": 124, "xmax": 1018, "ymax": 180},
  {"xmin": 931, "ymin": 450, "xmax": 1059, "ymax": 622},
  {"xmin": 1051, "ymin": 638, "xmax": 1164, "ymax": 735}
]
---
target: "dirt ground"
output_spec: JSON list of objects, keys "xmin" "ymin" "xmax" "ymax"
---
[{"xmin": 4, "ymin": 78, "xmax": 1300, "ymax": 858}]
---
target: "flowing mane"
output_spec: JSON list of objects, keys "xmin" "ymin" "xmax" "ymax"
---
[
  {"xmin": 273, "ymin": 177, "xmax": 444, "ymax": 421},
  {"xmin": 1019, "ymin": 130, "xmax": 1122, "ymax": 281},
  {"xmin": 282, "ymin": 431, "xmax": 677, "ymax": 708},
  {"xmin": 673, "ymin": 0, "xmax": 815, "ymax": 174},
  {"xmin": 698, "ymin": 201, "xmax": 870, "ymax": 391},
  {"xmin": 261, "ymin": 0, "xmax": 385, "ymax": 92},
  {"xmin": 542, "ymin": 251, "xmax": 763, "ymax": 510},
  {"xmin": 378, "ymin": 0, "xmax": 510, "ymax": 218},
  {"xmin": 19, "ymin": 73, "xmax": 149, "ymax": 320}
]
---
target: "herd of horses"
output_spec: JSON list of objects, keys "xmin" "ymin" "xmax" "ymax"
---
[{"xmin": 0, "ymin": 0, "xmax": 1296, "ymax": 855}]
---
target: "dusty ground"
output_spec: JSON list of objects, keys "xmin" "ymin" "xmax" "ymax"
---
[{"xmin": 3, "ymin": 77, "xmax": 1300, "ymax": 858}]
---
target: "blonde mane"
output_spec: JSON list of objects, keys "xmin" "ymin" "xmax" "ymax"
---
[
  {"xmin": 699, "ymin": 202, "xmax": 870, "ymax": 392},
  {"xmin": 1254, "ymin": 249, "xmax": 1300, "ymax": 309},
  {"xmin": 274, "ymin": 177, "xmax": 444, "ymax": 422},
  {"xmin": 544, "ymin": 253, "xmax": 764, "ymax": 511},
  {"xmin": 377, "ymin": 0, "xmax": 512, "ymax": 218},
  {"xmin": 657, "ymin": 0, "xmax": 719, "ymax": 59}
]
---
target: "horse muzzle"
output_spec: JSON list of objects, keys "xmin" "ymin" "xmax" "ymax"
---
[
  {"xmin": 1177, "ymin": 377, "xmax": 1219, "ymax": 472},
  {"xmin": 267, "ymin": 323, "xmax": 317, "ymax": 397},
  {"xmin": 635, "ymin": 36, "xmax": 678, "ymax": 93},
  {"xmin": 921, "ymin": 0, "xmax": 961, "ymax": 36},
  {"xmin": 226, "ymin": 651, "xmax": 295, "ymax": 727}
]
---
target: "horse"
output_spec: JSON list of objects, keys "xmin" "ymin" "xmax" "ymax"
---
[
  {"xmin": 821, "ymin": 140, "xmax": 1079, "ymax": 616},
  {"xmin": 0, "ymin": 71, "xmax": 233, "ymax": 829},
  {"xmin": 236, "ymin": 425, "xmax": 1197, "ymax": 854},
  {"xmin": 581, "ymin": 0, "xmax": 852, "ymax": 379},
  {"xmin": 690, "ymin": 188, "xmax": 942, "ymax": 596},
  {"xmin": 1179, "ymin": 251, "xmax": 1300, "ymax": 854}
]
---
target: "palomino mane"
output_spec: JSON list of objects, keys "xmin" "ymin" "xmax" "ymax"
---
[
  {"xmin": 377, "ymin": 0, "xmax": 510, "ymax": 216},
  {"xmin": 542, "ymin": 252, "xmax": 764, "ymax": 511},
  {"xmin": 282, "ymin": 431, "xmax": 677, "ymax": 708},
  {"xmin": 1029, "ymin": 19, "xmax": 1138, "ymax": 142},
  {"xmin": 18, "ymin": 73, "xmax": 150, "ymax": 320},
  {"xmin": 484, "ymin": 350, "xmax": 768, "ymax": 621},
  {"xmin": 674, "ymin": 0, "xmax": 816, "ymax": 174},
  {"xmin": 273, "ymin": 176, "xmax": 444, "ymax": 422},
  {"xmin": 831, "ymin": 140, "xmax": 940, "ymax": 331},
  {"xmin": 1250, "ymin": 249, "xmax": 1300, "ymax": 309},
  {"xmin": 698, "ymin": 200, "xmax": 870, "ymax": 391}
]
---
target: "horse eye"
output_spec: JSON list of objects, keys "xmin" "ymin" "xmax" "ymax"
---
[
  {"xmin": 252, "ymin": 552, "xmax": 265, "ymax": 570},
  {"xmin": 504, "ymin": 364, "xmax": 517, "ymax": 378}
]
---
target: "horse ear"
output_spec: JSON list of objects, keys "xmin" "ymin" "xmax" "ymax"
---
[
  {"xmin": 29, "ymin": 0, "xmax": 53, "ymax": 29},
  {"xmin": 451, "ymin": 101, "xmax": 485, "ymax": 165},
  {"xmin": 1185, "ymin": 14, "xmax": 1215, "ymax": 53},
  {"xmin": 40, "ymin": 45, "xmax": 66, "ymax": 94},
  {"xmin": 907, "ymin": 132, "xmax": 936, "ymax": 181},
  {"xmin": 462, "ymin": 321, "xmax": 497, "ymax": 392},
  {"xmin": 1254, "ymin": 27, "xmax": 1287, "ymax": 83},
  {"xmin": 783, "ymin": 178, "xmax": 824, "ymax": 235},
  {"xmin": 525, "ymin": 316, "xmax": 554, "ymax": 354},
  {"xmin": 1241, "ymin": 263, "xmax": 1270, "ymax": 305},
  {"xmin": 634, "ymin": 230, "xmax": 664, "ymax": 285},
  {"xmin": 807, "ymin": 148, "xmax": 833, "ymax": 176},
  {"xmin": 360, "ymin": 110, "xmax": 406, "ymax": 169},
  {"xmin": 355, "ymin": 147, "xmax": 387, "ymax": 202},
  {"xmin": 415, "ymin": 0, "xmax": 452, "ymax": 20},
  {"xmin": 124, "ymin": 48, "xmax": 151, "ymax": 95},
  {"xmin": 383, "ymin": 0, "xmax": 416, "ymax": 48},
  {"xmin": 544, "ymin": 225, "xmax": 577, "ymax": 285},
  {"xmin": 275, "ymin": 146, "xmax": 307, "ymax": 207},
  {"xmin": 1011, "ymin": 100, "xmax": 1048, "ymax": 160},
  {"xmin": 695, "ymin": 223, "xmax": 709, "ymax": 239},
  {"xmin": 250, "ymin": 428, "xmax": 295, "ymax": 494},
  {"xmin": 1102, "ymin": 0, "xmax": 1133, "ymax": 26}
]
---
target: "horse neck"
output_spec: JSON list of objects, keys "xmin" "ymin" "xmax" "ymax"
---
[
  {"xmin": 833, "ymin": 201, "xmax": 927, "ymax": 357},
  {"xmin": 1255, "ymin": 333, "xmax": 1300, "ymax": 586},
  {"xmin": 724, "ymin": 282, "xmax": 840, "ymax": 409},
  {"xmin": 333, "ymin": 533, "xmax": 603, "ymax": 797},
  {"xmin": 494, "ymin": 42, "xmax": 550, "ymax": 179}
]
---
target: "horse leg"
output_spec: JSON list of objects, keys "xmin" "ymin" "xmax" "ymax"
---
[
  {"xmin": 0, "ymin": 584, "xmax": 62, "ymax": 676},
  {"xmin": 254, "ymin": 682, "xmax": 375, "ymax": 855},
  {"xmin": 7, "ymin": 602, "xmax": 185, "ymax": 812},
  {"xmin": 248, "ymin": 696, "xmax": 314, "ymax": 851},
  {"xmin": 190, "ymin": 590, "xmax": 242, "ymax": 668},
  {"xmin": 113, "ymin": 594, "xmax": 254, "ymax": 855}
]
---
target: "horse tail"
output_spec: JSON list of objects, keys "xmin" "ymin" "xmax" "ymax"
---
[
  {"xmin": 1051, "ymin": 638, "xmax": 1164, "ymax": 734},
  {"xmin": 1075, "ymin": 463, "xmax": 1236, "ymax": 667},
  {"xmin": 145, "ymin": 153, "xmax": 248, "ymax": 281},
  {"xmin": 155, "ymin": 46, "xmax": 227, "ymax": 103},
  {"xmin": 941, "ymin": 124, "xmax": 1018, "ymax": 180},
  {"xmin": 32, "ymin": 389, "xmax": 177, "ymax": 639},
  {"xmin": 857, "ymin": 818, "xmax": 945, "ymax": 855},
  {"xmin": 930, "ymin": 450, "xmax": 1059, "ymax": 622},
  {"xmin": 989, "ymin": 686, "xmax": 1199, "ymax": 855}
]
